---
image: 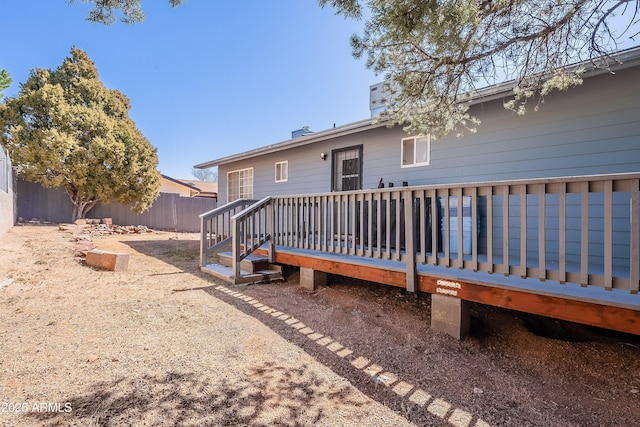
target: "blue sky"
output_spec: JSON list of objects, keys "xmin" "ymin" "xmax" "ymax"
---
[{"xmin": 1, "ymin": 1, "xmax": 379, "ymax": 179}]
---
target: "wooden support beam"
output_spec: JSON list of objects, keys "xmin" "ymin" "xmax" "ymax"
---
[
  {"xmin": 418, "ymin": 275, "xmax": 639, "ymax": 336},
  {"xmin": 258, "ymin": 249, "xmax": 640, "ymax": 336},
  {"xmin": 269, "ymin": 250, "xmax": 407, "ymax": 289}
]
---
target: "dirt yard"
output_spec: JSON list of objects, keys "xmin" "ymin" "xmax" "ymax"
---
[{"xmin": 1, "ymin": 224, "xmax": 639, "ymax": 426}]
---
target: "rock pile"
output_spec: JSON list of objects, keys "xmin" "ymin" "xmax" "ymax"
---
[
  {"xmin": 60, "ymin": 221, "xmax": 154, "ymax": 236},
  {"xmin": 58, "ymin": 220, "xmax": 155, "ymax": 258}
]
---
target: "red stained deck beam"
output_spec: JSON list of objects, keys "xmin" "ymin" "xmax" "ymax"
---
[
  {"xmin": 260, "ymin": 249, "xmax": 639, "ymax": 336},
  {"xmin": 418, "ymin": 276, "xmax": 639, "ymax": 335}
]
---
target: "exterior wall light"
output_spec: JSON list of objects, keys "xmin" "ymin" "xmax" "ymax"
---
[{"xmin": 320, "ymin": 153, "xmax": 327, "ymax": 160}]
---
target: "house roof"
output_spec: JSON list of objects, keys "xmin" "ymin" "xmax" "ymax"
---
[
  {"xmin": 194, "ymin": 118, "xmax": 389, "ymax": 169},
  {"xmin": 195, "ymin": 46, "xmax": 640, "ymax": 169}
]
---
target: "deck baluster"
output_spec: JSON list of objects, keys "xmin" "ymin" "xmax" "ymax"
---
[
  {"xmin": 538, "ymin": 184, "xmax": 546, "ymax": 281},
  {"xmin": 580, "ymin": 181, "xmax": 590, "ymax": 286},
  {"xmin": 559, "ymin": 183, "xmax": 567, "ymax": 284},
  {"xmin": 631, "ymin": 178, "xmax": 639, "ymax": 294},
  {"xmin": 502, "ymin": 185, "xmax": 510, "ymax": 276},
  {"xmin": 429, "ymin": 189, "xmax": 438, "ymax": 265},
  {"xmin": 519, "ymin": 185, "xmax": 527, "ymax": 279},
  {"xmin": 604, "ymin": 180, "xmax": 613, "ymax": 290}
]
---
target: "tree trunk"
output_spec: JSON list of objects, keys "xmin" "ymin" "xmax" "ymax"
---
[{"xmin": 66, "ymin": 186, "xmax": 99, "ymax": 222}]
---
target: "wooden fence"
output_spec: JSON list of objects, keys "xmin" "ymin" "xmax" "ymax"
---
[{"xmin": 17, "ymin": 179, "xmax": 216, "ymax": 232}]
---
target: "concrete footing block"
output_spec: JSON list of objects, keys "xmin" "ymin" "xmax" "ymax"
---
[
  {"xmin": 430, "ymin": 294, "xmax": 470, "ymax": 339},
  {"xmin": 86, "ymin": 250, "xmax": 130, "ymax": 272},
  {"xmin": 300, "ymin": 267, "xmax": 326, "ymax": 291}
]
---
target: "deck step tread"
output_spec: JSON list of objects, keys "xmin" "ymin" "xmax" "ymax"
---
[
  {"xmin": 201, "ymin": 263, "xmax": 283, "ymax": 285},
  {"xmin": 217, "ymin": 252, "xmax": 270, "ymax": 273}
]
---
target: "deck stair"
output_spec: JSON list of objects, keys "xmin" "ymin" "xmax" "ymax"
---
[{"xmin": 201, "ymin": 252, "xmax": 283, "ymax": 285}]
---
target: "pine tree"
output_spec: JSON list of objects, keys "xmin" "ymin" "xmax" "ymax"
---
[{"xmin": 321, "ymin": 0, "xmax": 640, "ymax": 137}]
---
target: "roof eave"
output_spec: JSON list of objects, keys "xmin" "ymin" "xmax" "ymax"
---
[
  {"xmin": 194, "ymin": 118, "xmax": 389, "ymax": 169},
  {"xmin": 463, "ymin": 45, "xmax": 640, "ymax": 104},
  {"xmin": 195, "ymin": 46, "xmax": 640, "ymax": 169}
]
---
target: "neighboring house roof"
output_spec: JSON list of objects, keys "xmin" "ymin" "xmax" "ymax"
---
[
  {"xmin": 195, "ymin": 46, "xmax": 640, "ymax": 169},
  {"xmin": 161, "ymin": 174, "xmax": 201, "ymax": 193},
  {"xmin": 177, "ymin": 179, "xmax": 218, "ymax": 199},
  {"xmin": 160, "ymin": 175, "xmax": 219, "ymax": 199}
]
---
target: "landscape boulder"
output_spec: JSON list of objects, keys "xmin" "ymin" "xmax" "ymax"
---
[{"xmin": 85, "ymin": 250, "xmax": 130, "ymax": 272}]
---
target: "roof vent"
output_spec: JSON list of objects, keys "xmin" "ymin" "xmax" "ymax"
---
[{"xmin": 291, "ymin": 126, "xmax": 313, "ymax": 139}]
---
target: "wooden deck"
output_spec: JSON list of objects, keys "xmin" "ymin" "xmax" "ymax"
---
[
  {"xmin": 255, "ymin": 246, "xmax": 639, "ymax": 335},
  {"xmin": 200, "ymin": 172, "xmax": 640, "ymax": 336}
]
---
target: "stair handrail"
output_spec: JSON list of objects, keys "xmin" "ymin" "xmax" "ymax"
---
[
  {"xmin": 230, "ymin": 196, "xmax": 273, "ymax": 278},
  {"xmin": 199, "ymin": 198, "xmax": 258, "ymax": 267}
]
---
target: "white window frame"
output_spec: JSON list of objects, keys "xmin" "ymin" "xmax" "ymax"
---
[
  {"xmin": 401, "ymin": 135, "xmax": 431, "ymax": 167},
  {"xmin": 275, "ymin": 161, "xmax": 288, "ymax": 183},
  {"xmin": 227, "ymin": 167, "xmax": 253, "ymax": 203}
]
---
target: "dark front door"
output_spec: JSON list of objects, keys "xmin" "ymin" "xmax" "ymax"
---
[{"xmin": 332, "ymin": 145, "xmax": 363, "ymax": 191}]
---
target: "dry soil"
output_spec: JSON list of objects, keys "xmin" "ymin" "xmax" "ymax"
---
[{"xmin": 1, "ymin": 224, "xmax": 639, "ymax": 426}]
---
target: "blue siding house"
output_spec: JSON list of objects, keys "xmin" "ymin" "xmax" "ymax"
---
[{"xmin": 195, "ymin": 47, "xmax": 640, "ymax": 338}]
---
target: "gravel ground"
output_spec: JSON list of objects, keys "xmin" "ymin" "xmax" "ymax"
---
[
  {"xmin": 1, "ymin": 224, "xmax": 639, "ymax": 426},
  {"xmin": 0, "ymin": 224, "xmax": 412, "ymax": 426}
]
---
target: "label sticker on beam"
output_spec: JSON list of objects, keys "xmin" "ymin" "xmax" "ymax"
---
[{"xmin": 436, "ymin": 279, "xmax": 462, "ymax": 296}]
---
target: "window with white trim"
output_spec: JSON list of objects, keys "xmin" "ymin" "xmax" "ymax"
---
[
  {"xmin": 227, "ymin": 167, "xmax": 253, "ymax": 203},
  {"xmin": 275, "ymin": 161, "xmax": 288, "ymax": 182},
  {"xmin": 401, "ymin": 135, "xmax": 430, "ymax": 167}
]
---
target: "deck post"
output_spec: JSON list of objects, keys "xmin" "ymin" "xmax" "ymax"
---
[
  {"xmin": 300, "ymin": 267, "xmax": 326, "ymax": 291},
  {"xmin": 268, "ymin": 200, "xmax": 275, "ymax": 263},
  {"xmin": 430, "ymin": 294, "xmax": 470, "ymax": 339},
  {"xmin": 232, "ymin": 217, "xmax": 241, "ymax": 278},
  {"xmin": 200, "ymin": 214, "xmax": 207, "ymax": 267},
  {"xmin": 403, "ymin": 189, "xmax": 417, "ymax": 292}
]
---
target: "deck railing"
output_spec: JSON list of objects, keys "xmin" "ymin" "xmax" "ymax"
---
[
  {"xmin": 203, "ymin": 173, "xmax": 640, "ymax": 295},
  {"xmin": 199, "ymin": 198, "xmax": 257, "ymax": 267},
  {"xmin": 230, "ymin": 196, "xmax": 273, "ymax": 277}
]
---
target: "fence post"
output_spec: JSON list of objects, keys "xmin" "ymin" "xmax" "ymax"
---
[{"xmin": 404, "ymin": 189, "xmax": 417, "ymax": 292}]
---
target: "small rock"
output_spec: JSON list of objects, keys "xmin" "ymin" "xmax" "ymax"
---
[
  {"xmin": 473, "ymin": 387, "xmax": 483, "ymax": 395},
  {"xmin": 0, "ymin": 278, "xmax": 14, "ymax": 289},
  {"xmin": 87, "ymin": 355, "xmax": 100, "ymax": 363},
  {"xmin": 631, "ymin": 388, "xmax": 639, "ymax": 394}
]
